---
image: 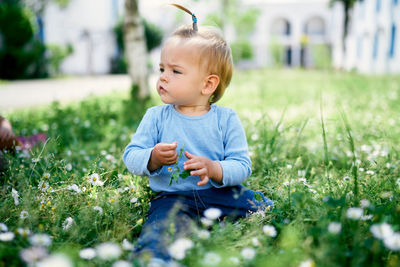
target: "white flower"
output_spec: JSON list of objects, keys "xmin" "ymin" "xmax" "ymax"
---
[
  {"xmin": 396, "ymin": 178, "xmax": 400, "ymax": 187},
  {"xmin": 370, "ymin": 223, "xmax": 394, "ymax": 240},
  {"xmin": 130, "ymin": 197, "xmax": 138, "ymax": 203},
  {"xmin": 252, "ymin": 237, "xmax": 260, "ymax": 246},
  {"xmin": 67, "ymin": 184, "xmax": 81, "ymax": 194},
  {"xmin": 17, "ymin": 228, "xmax": 31, "ymax": 237},
  {"xmin": 297, "ymin": 178, "xmax": 307, "ymax": 183},
  {"xmin": 89, "ymin": 173, "xmax": 104, "ymax": 186},
  {"xmin": 79, "ymin": 248, "xmax": 96, "ymax": 260},
  {"xmin": 36, "ymin": 254, "xmax": 72, "ymax": 267},
  {"xmin": 20, "ymin": 210, "xmax": 29, "ymax": 219},
  {"xmin": 12, "ymin": 188, "xmax": 19, "ymax": 206},
  {"xmin": 0, "ymin": 232, "xmax": 15, "ymax": 241},
  {"xmin": 20, "ymin": 247, "xmax": 48, "ymax": 263},
  {"xmin": 298, "ymin": 170, "xmax": 306, "ymax": 177},
  {"xmin": 112, "ymin": 260, "xmax": 131, "ymax": 267},
  {"xmin": 299, "ymin": 259, "xmax": 315, "ymax": 267},
  {"xmin": 197, "ymin": 230, "xmax": 210, "ymax": 240},
  {"xmin": 62, "ymin": 217, "xmax": 74, "ymax": 231},
  {"xmin": 168, "ymin": 238, "xmax": 193, "ymax": 260},
  {"xmin": 43, "ymin": 173, "xmax": 51, "ymax": 179},
  {"xmin": 343, "ymin": 176, "xmax": 351, "ymax": 181},
  {"xmin": 241, "ymin": 247, "xmax": 256, "ymax": 260},
  {"xmin": 366, "ymin": 170, "xmax": 375, "ymax": 175},
  {"xmin": 93, "ymin": 206, "xmax": 103, "ymax": 214},
  {"xmin": 122, "ymin": 239, "xmax": 134, "ymax": 250},
  {"xmin": 328, "ymin": 222, "xmax": 341, "ymax": 234},
  {"xmin": 286, "ymin": 164, "xmax": 292, "ymax": 169},
  {"xmin": 263, "ymin": 225, "xmax": 277, "ymax": 237},
  {"xmin": 96, "ymin": 242, "xmax": 121, "ymax": 260},
  {"xmin": 201, "ymin": 218, "xmax": 213, "ymax": 227},
  {"xmin": 282, "ymin": 181, "xmax": 290, "ymax": 186},
  {"xmin": 360, "ymin": 199, "xmax": 370, "ymax": 208},
  {"xmin": 383, "ymin": 233, "xmax": 400, "ymax": 251},
  {"xmin": 65, "ymin": 163, "xmax": 72, "ymax": 171},
  {"xmin": 0, "ymin": 223, "xmax": 7, "ymax": 232},
  {"xmin": 309, "ymin": 189, "xmax": 317, "ymax": 193},
  {"xmin": 38, "ymin": 181, "xmax": 49, "ymax": 192},
  {"xmin": 346, "ymin": 207, "xmax": 363, "ymax": 220},
  {"xmin": 30, "ymin": 233, "xmax": 52, "ymax": 247},
  {"xmin": 228, "ymin": 257, "xmax": 240, "ymax": 265},
  {"xmin": 32, "ymin": 158, "xmax": 40, "ymax": 163},
  {"xmin": 361, "ymin": 214, "xmax": 373, "ymax": 221},
  {"xmin": 204, "ymin": 208, "xmax": 222, "ymax": 220},
  {"xmin": 203, "ymin": 252, "xmax": 221, "ymax": 265},
  {"xmin": 125, "ymin": 185, "xmax": 136, "ymax": 192}
]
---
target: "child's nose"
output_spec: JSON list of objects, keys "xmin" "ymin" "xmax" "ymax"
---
[{"xmin": 160, "ymin": 72, "xmax": 168, "ymax": 82}]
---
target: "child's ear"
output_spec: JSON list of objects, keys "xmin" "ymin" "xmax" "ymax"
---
[{"xmin": 202, "ymin": 74, "xmax": 220, "ymax": 96}]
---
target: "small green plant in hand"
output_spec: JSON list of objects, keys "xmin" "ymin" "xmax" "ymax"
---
[{"xmin": 169, "ymin": 145, "xmax": 193, "ymax": 185}]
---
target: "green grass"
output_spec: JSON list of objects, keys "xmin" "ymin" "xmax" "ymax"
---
[{"xmin": 1, "ymin": 69, "xmax": 400, "ymax": 266}]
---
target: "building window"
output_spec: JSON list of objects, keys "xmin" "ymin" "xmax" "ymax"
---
[
  {"xmin": 394, "ymin": 0, "xmax": 398, "ymax": 5},
  {"xmin": 373, "ymin": 32, "xmax": 379, "ymax": 59},
  {"xmin": 357, "ymin": 37, "xmax": 362, "ymax": 59},
  {"xmin": 271, "ymin": 18, "xmax": 291, "ymax": 36},
  {"xmin": 390, "ymin": 24, "xmax": 397, "ymax": 58},
  {"xmin": 376, "ymin": 0, "xmax": 381, "ymax": 12}
]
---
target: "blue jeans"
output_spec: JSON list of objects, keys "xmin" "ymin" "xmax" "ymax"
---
[{"xmin": 134, "ymin": 185, "xmax": 273, "ymax": 261}]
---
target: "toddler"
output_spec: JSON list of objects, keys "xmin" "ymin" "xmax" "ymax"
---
[{"xmin": 123, "ymin": 5, "xmax": 273, "ymax": 263}]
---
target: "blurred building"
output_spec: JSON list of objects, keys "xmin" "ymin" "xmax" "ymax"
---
[{"xmin": 338, "ymin": 0, "xmax": 400, "ymax": 74}]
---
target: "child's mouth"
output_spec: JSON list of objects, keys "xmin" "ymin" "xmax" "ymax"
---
[{"xmin": 159, "ymin": 86, "xmax": 166, "ymax": 93}]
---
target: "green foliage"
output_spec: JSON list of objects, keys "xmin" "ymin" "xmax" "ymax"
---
[
  {"xmin": 312, "ymin": 44, "xmax": 332, "ymax": 70},
  {"xmin": 269, "ymin": 37, "xmax": 284, "ymax": 67},
  {"xmin": 1, "ymin": 69, "xmax": 400, "ymax": 266},
  {"xmin": 46, "ymin": 43, "xmax": 73, "ymax": 76},
  {"xmin": 231, "ymin": 38, "xmax": 253, "ymax": 63}
]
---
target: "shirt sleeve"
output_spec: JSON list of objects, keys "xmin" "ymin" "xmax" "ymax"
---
[
  {"xmin": 123, "ymin": 108, "xmax": 162, "ymax": 177},
  {"xmin": 210, "ymin": 109, "xmax": 252, "ymax": 188}
]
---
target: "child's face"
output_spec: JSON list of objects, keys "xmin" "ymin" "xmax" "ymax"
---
[{"xmin": 157, "ymin": 39, "xmax": 209, "ymax": 106}]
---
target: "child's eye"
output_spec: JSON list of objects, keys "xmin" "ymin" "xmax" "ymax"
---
[
  {"xmin": 173, "ymin": 69, "xmax": 181, "ymax": 74},
  {"xmin": 159, "ymin": 68, "xmax": 164, "ymax": 73}
]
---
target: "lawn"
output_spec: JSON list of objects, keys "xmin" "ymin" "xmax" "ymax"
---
[{"xmin": 1, "ymin": 69, "xmax": 399, "ymax": 266}]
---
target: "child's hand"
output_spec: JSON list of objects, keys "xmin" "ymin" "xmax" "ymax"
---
[
  {"xmin": 148, "ymin": 142, "xmax": 178, "ymax": 171},
  {"xmin": 183, "ymin": 152, "xmax": 222, "ymax": 186}
]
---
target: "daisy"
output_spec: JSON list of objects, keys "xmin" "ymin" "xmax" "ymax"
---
[
  {"xmin": 20, "ymin": 210, "xmax": 29, "ymax": 219},
  {"xmin": 360, "ymin": 199, "xmax": 370, "ymax": 208},
  {"xmin": 342, "ymin": 176, "xmax": 351, "ymax": 181},
  {"xmin": 79, "ymin": 248, "xmax": 96, "ymax": 260},
  {"xmin": 383, "ymin": 233, "xmax": 400, "ymax": 251},
  {"xmin": 299, "ymin": 259, "xmax": 315, "ymax": 267},
  {"xmin": 112, "ymin": 261, "xmax": 131, "ymax": 267},
  {"xmin": 168, "ymin": 238, "xmax": 193, "ymax": 260},
  {"xmin": 96, "ymin": 242, "xmax": 121, "ymax": 260},
  {"xmin": 328, "ymin": 222, "xmax": 341, "ymax": 234},
  {"xmin": 228, "ymin": 257, "xmax": 240, "ymax": 265},
  {"xmin": 65, "ymin": 163, "xmax": 72, "ymax": 171},
  {"xmin": 62, "ymin": 217, "xmax": 74, "ymax": 231},
  {"xmin": 0, "ymin": 232, "xmax": 15, "ymax": 241},
  {"xmin": 12, "ymin": 188, "xmax": 19, "ymax": 206},
  {"xmin": 0, "ymin": 223, "xmax": 8, "ymax": 232},
  {"xmin": 203, "ymin": 252, "xmax": 221, "ymax": 265},
  {"xmin": 263, "ymin": 225, "xmax": 277, "ymax": 237},
  {"xmin": 38, "ymin": 181, "xmax": 49, "ymax": 192},
  {"xmin": 197, "ymin": 230, "xmax": 210, "ymax": 240},
  {"xmin": 241, "ymin": 247, "xmax": 256, "ymax": 260},
  {"xmin": 36, "ymin": 254, "xmax": 72, "ymax": 267},
  {"xmin": 43, "ymin": 173, "xmax": 51, "ymax": 179},
  {"xmin": 29, "ymin": 233, "xmax": 52, "ymax": 247},
  {"xmin": 122, "ymin": 239, "xmax": 134, "ymax": 251},
  {"xmin": 204, "ymin": 208, "xmax": 222, "ymax": 220},
  {"xmin": 20, "ymin": 247, "xmax": 48, "ymax": 263},
  {"xmin": 67, "ymin": 184, "xmax": 81, "ymax": 194},
  {"xmin": 130, "ymin": 197, "xmax": 138, "ymax": 203},
  {"xmin": 89, "ymin": 173, "xmax": 104, "ymax": 186},
  {"xmin": 370, "ymin": 223, "xmax": 394, "ymax": 240},
  {"xmin": 346, "ymin": 207, "xmax": 363, "ymax": 220},
  {"xmin": 17, "ymin": 228, "xmax": 31, "ymax": 237}
]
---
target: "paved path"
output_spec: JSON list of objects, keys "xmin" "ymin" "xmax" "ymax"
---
[{"xmin": 0, "ymin": 75, "xmax": 132, "ymax": 112}]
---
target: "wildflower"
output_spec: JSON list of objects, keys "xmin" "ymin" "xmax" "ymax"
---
[
  {"xmin": 20, "ymin": 247, "xmax": 48, "ymax": 263},
  {"xmin": 30, "ymin": 233, "xmax": 52, "ymax": 247},
  {"xmin": 17, "ymin": 228, "xmax": 31, "ymax": 237},
  {"xmin": 366, "ymin": 170, "xmax": 375, "ymax": 175},
  {"xmin": 125, "ymin": 185, "xmax": 136, "ymax": 192},
  {"xmin": 360, "ymin": 199, "xmax": 370, "ymax": 208},
  {"xmin": 32, "ymin": 158, "xmax": 40, "ymax": 163},
  {"xmin": 204, "ymin": 208, "xmax": 222, "ymax": 220},
  {"xmin": 62, "ymin": 217, "xmax": 74, "ymax": 231},
  {"xmin": 96, "ymin": 242, "xmax": 121, "ymax": 260},
  {"xmin": 112, "ymin": 261, "xmax": 131, "ymax": 267},
  {"xmin": 309, "ymin": 189, "xmax": 317, "ymax": 194},
  {"xmin": 299, "ymin": 259, "xmax": 315, "ymax": 267},
  {"xmin": 298, "ymin": 170, "xmax": 306, "ymax": 177},
  {"xmin": 201, "ymin": 218, "xmax": 213, "ymax": 227},
  {"xmin": 383, "ymin": 233, "xmax": 400, "ymax": 251},
  {"xmin": 79, "ymin": 248, "xmax": 96, "ymax": 260},
  {"xmin": 328, "ymin": 222, "xmax": 341, "ymax": 234},
  {"xmin": 396, "ymin": 178, "xmax": 400, "ymax": 188},
  {"xmin": 36, "ymin": 253, "xmax": 72, "ymax": 267},
  {"xmin": 203, "ymin": 252, "xmax": 221, "ymax": 265},
  {"xmin": 11, "ymin": 188, "xmax": 19, "ymax": 206},
  {"xmin": 361, "ymin": 214, "xmax": 373, "ymax": 221},
  {"xmin": 65, "ymin": 163, "xmax": 72, "ymax": 171},
  {"xmin": 130, "ymin": 197, "xmax": 138, "ymax": 203},
  {"xmin": 263, "ymin": 225, "xmax": 277, "ymax": 237},
  {"xmin": 342, "ymin": 176, "xmax": 351, "ymax": 181},
  {"xmin": 286, "ymin": 164, "xmax": 292, "ymax": 169},
  {"xmin": 241, "ymin": 247, "xmax": 256, "ymax": 260},
  {"xmin": 20, "ymin": 210, "xmax": 29, "ymax": 219},
  {"xmin": 297, "ymin": 178, "xmax": 307, "ymax": 183},
  {"xmin": 282, "ymin": 181, "xmax": 290, "ymax": 186},
  {"xmin": 168, "ymin": 238, "xmax": 193, "ymax": 260},
  {"xmin": 0, "ymin": 232, "xmax": 15, "ymax": 241},
  {"xmin": 370, "ymin": 223, "xmax": 394, "ymax": 240},
  {"xmin": 228, "ymin": 257, "xmax": 240, "ymax": 265},
  {"xmin": 122, "ymin": 239, "xmax": 134, "ymax": 250},
  {"xmin": 67, "ymin": 184, "xmax": 81, "ymax": 194},
  {"xmin": 89, "ymin": 173, "xmax": 104, "ymax": 186},
  {"xmin": 0, "ymin": 223, "xmax": 7, "ymax": 232},
  {"xmin": 197, "ymin": 230, "xmax": 210, "ymax": 240},
  {"xmin": 93, "ymin": 206, "xmax": 103, "ymax": 214},
  {"xmin": 346, "ymin": 207, "xmax": 363, "ymax": 220},
  {"xmin": 43, "ymin": 173, "xmax": 51, "ymax": 179},
  {"xmin": 38, "ymin": 181, "xmax": 49, "ymax": 192}
]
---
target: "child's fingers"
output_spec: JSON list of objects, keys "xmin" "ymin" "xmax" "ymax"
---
[
  {"xmin": 159, "ymin": 142, "xmax": 177, "ymax": 151},
  {"xmin": 184, "ymin": 161, "xmax": 203, "ymax": 170},
  {"xmin": 197, "ymin": 176, "xmax": 209, "ymax": 186},
  {"xmin": 190, "ymin": 168, "xmax": 206, "ymax": 177},
  {"xmin": 184, "ymin": 151, "xmax": 194, "ymax": 159}
]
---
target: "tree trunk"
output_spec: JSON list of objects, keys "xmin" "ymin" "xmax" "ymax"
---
[{"xmin": 123, "ymin": 0, "xmax": 149, "ymax": 99}]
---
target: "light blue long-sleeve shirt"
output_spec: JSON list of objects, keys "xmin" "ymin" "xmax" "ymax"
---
[{"xmin": 123, "ymin": 104, "xmax": 251, "ymax": 192}]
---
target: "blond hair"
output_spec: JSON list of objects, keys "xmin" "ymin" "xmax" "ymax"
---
[{"xmin": 167, "ymin": 25, "xmax": 233, "ymax": 104}]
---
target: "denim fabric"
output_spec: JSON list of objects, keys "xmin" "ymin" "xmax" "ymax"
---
[{"xmin": 134, "ymin": 185, "xmax": 273, "ymax": 261}]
